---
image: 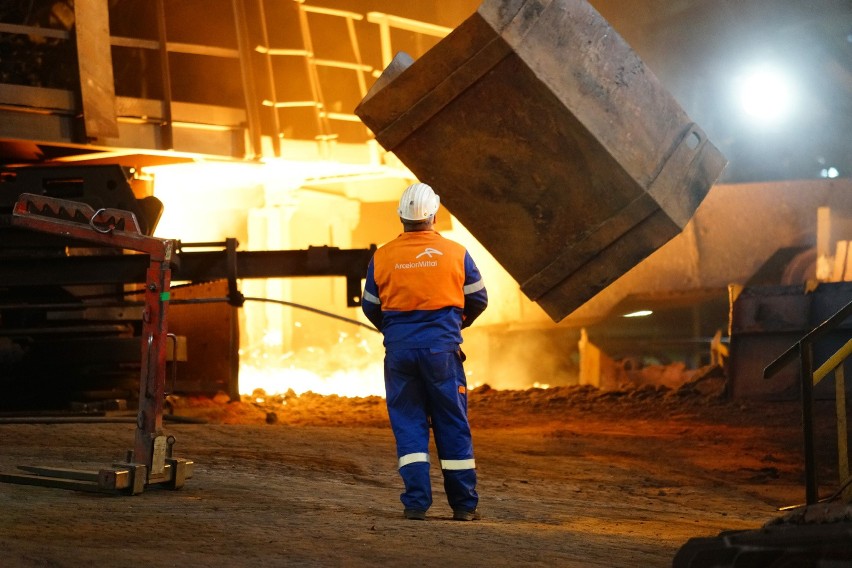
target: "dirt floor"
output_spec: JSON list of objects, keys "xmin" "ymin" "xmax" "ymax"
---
[{"xmin": 0, "ymin": 370, "xmax": 841, "ymax": 567}]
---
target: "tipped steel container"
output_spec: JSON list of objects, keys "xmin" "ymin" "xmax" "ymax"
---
[{"xmin": 355, "ymin": 0, "xmax": 727, "ymax": 322}]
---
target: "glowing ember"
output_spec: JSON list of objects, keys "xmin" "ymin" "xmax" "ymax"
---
[
  {"xmin": 238, "ymin": 330, "xmax": 387, "ymax": 398},
  {"xmin": 239, "ymin": 361, "xmax": 385, "ymax": 398}
]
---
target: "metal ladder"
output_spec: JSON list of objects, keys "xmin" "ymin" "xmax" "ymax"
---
[
  {"xmin": 253, "ymin": 1, "xmax": 452, "ymax": 158},
  {"xmin": 254, "ymin": 3, "xmax": 371, "ymax": 157}
]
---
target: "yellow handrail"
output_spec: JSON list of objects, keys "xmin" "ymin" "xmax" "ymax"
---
[
  {"xmin": 808, "ymin": 337, "xmax": 852, "ymax": 499},
  {"xmin": 813, "ymin": 338, "xmax": 852, "ymax": 384}
]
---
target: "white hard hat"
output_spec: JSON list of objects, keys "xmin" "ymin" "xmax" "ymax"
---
[{"xmin": 398, "ymin": 182, "xmax": 440, "ymax": 221}]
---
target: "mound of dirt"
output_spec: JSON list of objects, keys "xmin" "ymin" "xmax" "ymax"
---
[{"xmin": 165, "ymin": 364, "xmax": 797, "ymax": 432}]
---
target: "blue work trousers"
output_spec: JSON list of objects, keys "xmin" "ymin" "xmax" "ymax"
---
[{"xmin": 384, "ymin": 347, "xmax": 478, "ymax": 513}]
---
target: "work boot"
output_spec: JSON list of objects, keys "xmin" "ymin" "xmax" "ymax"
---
[
  {"xmin": 452, "ymin": 508, "xmax": 481, "ymax": 521},
  {"xmin": 404, "ymin": 508, "xmax": 426, "ymax": 520}
]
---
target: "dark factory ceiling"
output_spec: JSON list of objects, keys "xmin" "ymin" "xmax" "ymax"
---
[
  {"xmin": 0, "ymin": 0, "xmax": 849, "ymax": 183},
  {"xmin": 592, "ymin": 0, "xmax": 852, "ymax": 183}
]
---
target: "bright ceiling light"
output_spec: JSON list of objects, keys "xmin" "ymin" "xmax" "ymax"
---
[
  {"xmin": 821, "ymin": 167, "xmax": 840, "ymax": 179},
  {"xmin": 623, "ymin": 310, "xmax": 653, "ymax": 318},
  {"xmin": 737, "ymin": 65, "xmax": 796, "ymax": 126}
]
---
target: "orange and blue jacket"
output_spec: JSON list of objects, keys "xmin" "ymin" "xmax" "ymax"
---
[{"xmin": 361, "ymin": 230, "xmax": 488, "ymax": 350}]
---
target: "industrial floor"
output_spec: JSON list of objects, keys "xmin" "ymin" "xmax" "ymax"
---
[{"xmin": 0, "ymin": 380, "xmax": 832, "ymax": 567}]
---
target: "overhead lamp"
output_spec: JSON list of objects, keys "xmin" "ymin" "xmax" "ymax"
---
[
  {"xmin": 623, "ymin": 310, "xmax": 653, "ymax": 318},
  {"xmin": 736, "ymin": 65, "xmax": 796, "ymax": 126},
  {"xmin": 820, "ymin": 167, "xmax": 840, "ymax": 179}
]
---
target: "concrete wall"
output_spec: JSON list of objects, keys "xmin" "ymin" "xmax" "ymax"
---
[{"xmin": 565, "ymin": 178, "xmax": 852, "ymax": 326}]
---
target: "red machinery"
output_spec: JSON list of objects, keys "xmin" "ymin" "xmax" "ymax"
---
[{"xmin": 0, "ymin": 192, "xmax": 191, "ymax": 494}]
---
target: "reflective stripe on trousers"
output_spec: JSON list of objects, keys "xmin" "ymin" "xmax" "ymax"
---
[
  {"xmin": 398, "ymin": 452, "xmax": 430, "ymax": 468},
  {"xmin": 440, "ymin": 458, "xmax": 476, "ymax": 470}
]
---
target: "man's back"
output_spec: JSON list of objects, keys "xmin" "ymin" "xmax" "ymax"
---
[
  {"xmin": 363, "ymin": 230, "xmax": 486, "ymax": 351},
  {"xmin": 372, "ymin": 231, "xmax": 467, "ymax": 311}
]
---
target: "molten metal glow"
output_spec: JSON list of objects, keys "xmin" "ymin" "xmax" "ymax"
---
[
  {"xmin": 239, "ymin": 361, "xmax": 385, "ymax": 398},
  {"xmin": 146, "ymin": 159, "xmax": 391, "ymax": 398},
  {"xmin": 239, "ymin": 330, "xmax": 386, "ymax": 397},
  {"xmin": 147, "ymin": 161, "xmax": 272, "ymax": 242}
]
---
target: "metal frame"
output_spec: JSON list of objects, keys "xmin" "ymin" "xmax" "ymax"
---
[
  {"xmin": 0, "ymin": 242, "xmax": 373, "ymax": 307},
  {"xmin": 0, "ymin": 3, "xmax": 452, "ymax": 160},
  {"xmin": 0, "ymin": 193, "xmax": 193, "ymax": 495}
]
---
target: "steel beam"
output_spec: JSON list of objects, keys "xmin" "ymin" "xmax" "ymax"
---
[{"xmin": 0, "ymin": 245, "xmax": 373, "ymax": 305}]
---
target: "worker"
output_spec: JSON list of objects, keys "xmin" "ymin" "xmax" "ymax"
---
[{"xmin": 361, "ymin": 182, "xmax": 488, "ymax": 521}]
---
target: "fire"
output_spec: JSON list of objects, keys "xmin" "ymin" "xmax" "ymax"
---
[
  {"xmin": 237, "ymin": 331, "xmax": 386, "ymax": 398},
  {"xmin": 239, "ymin": 362, "xmax": 385, "ymax": 398},
  {"xmin": 144, "ymin": 159, "xmax": 393, "ymax": 399},
  {"xmin": 238, "ymin": 342, "xmax": 490, "ymax": 398}
]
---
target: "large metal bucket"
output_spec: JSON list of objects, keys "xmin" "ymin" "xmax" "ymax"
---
[{"xmin": 355, "ymin": 0, "xmax": 727, "ymax": 322}]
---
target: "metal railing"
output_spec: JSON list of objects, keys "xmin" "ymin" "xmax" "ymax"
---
[
  {"xmin": 764, "ymin": 297, "xmax": 852, "ymax": 505},
  {"xmin": 252, "ymin": 3, "xmax": 453, "ymax": 157},
  {"xmin": 366, "ymin": 12, "xmax": 453, "ymax": 69},
  {"xmin": 0, "ymin": 1, "xmax": 455, "ymax": 159}
]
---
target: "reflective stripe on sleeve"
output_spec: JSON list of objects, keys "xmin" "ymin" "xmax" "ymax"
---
[
  {"xmin": 398, "ymin": 452, "xmax": 430, "ymax": 469},
  {"xmin": 463, "ymin": 280, "xmax": 485, "ymax": 295},
  {"xmin": 363, "ymin": 290, "xmax": 381, "ymax": 305},
  {"xmin": 440, "ymin": 458, "xmax": 476, "ymax": 470}
]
